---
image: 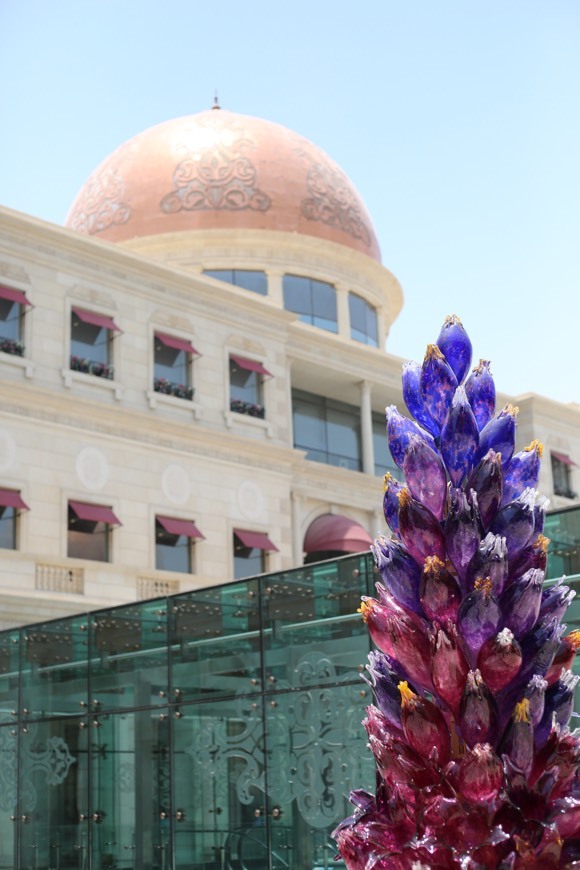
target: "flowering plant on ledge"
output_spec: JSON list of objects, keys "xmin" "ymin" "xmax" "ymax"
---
[
  {"xmin": 0, "ymin": 337, "xmax": 24, "ymax": 357},
  {"xmin": 154, "ymin": 377, "xmax": 194, "ymax": 401},
  {"xmin": 333, "ymin": 315, "xmax": 580, "ymax": 868},
  {"xmin": 230, "ymin": 398, "xmax": 265, "ymax": 419},
  {"xmin": 70, "ymin": 355, "xmax": 114, "ymax": 380}
]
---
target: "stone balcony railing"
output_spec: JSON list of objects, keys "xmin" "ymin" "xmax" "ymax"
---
[
  {"xmin": 137, "ymin": 575, "xmax": 181, "ymax": 600},
  {"xmin": 35, "ymin": 562, "xmax": 85, "ymax": 594}
]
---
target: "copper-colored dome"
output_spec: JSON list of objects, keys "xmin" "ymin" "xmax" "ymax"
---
[{"xmin": 65, "ymin": 109, "xmax": 381, "ymax": 261}]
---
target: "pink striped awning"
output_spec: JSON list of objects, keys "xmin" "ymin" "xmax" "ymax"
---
[
  {"xmin": 0, "ymin": 489, "xmax": 29, "ymax": 510},
  {"xmin": 552, "ymin": 451, "xmax": 577, "ymax": 467},
  {"xmin": 230, "ymin": 355, "xmax": 272, "ymax": 378},
  {"xmin": 72, "ymin": 307, "xmax": 122, "ymax": 333},
  {"xmin": 234, "ymin": 529, "xmax": 278, "ymax": 552},
  {"xmin": 155, "ymin": 332, "xmax": 199, "ymax": 356},
  {"xmin": 156, "ymin": 515, "xmax": 205, "ymax": 539},
  {"xmin": 304, "ymin": 514, "xmax": 373, "ymax": 554},
  {"xmin": 69, "ymin": 500, "xmax": 121, "ymax": 526},
  {"xmin": 0, "ymin": 286, "xmax": 32, "ymax": 307}
]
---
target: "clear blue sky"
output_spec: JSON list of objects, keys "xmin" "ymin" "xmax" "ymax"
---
[{"xmin": 2, "ymin": 1, "xmax": 579, "ymax": 403}]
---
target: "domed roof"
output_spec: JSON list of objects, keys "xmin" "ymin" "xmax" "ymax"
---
[{"xmin": 65, "ymin": 108, "xmax": 381, "ymax": 261}]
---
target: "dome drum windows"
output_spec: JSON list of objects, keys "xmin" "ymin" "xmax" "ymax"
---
[
  {"xmin": 283, "ymin": 275, "xmax": 338, "ymax": 333},
  {"xmin": 349, "ymin": 292, "xmax": 378, "ymax": 347},
  {"xmin": 0, "ymin": 286, "xmax": 32, "ymax": 357},
  {"xmin": 70, "ymin": 307, "xmax": 122, "ymax": 380},
  {"xmin": 154, "ymin": 332, "xmax": 199, "ymax": 401},
  {"xmin": 203, "ymin": 269, "xmax": 268, "ymax": 296}
]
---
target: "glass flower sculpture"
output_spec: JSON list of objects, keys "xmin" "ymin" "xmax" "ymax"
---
[{"xmin": 333, "ymin": 315, "xmax": 580, "ymax": 868}]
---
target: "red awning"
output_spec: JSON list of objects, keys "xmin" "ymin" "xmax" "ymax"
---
[
  {"xmin": 234, "ymin": 529, "xmax": 278, "ymax": 552},
  {"xmin": 155, "ymin": 332, "xmax": 199, "ymax": 356},
  {"xmin": 230, "ymin": 355, "xmax": 272, "ymax": 378},
  {"xmin": 156, "ymin": 515, "xmax": 205, "ymax": 539},
  {"xmin": 72, "ymin": 307, "xmax": 122, "ymax": 333},
  {"xmin": 552, "ymin": 451, "xmax": 578, "ymax": 467},
  {"xmin": 304, "ymin": 514, "xmax": 373, "ymax": 554},
  {"xmin": 0, "ymin": 489, "xmax": 29, "ymax": 510},
  {"xmin": 0, "ymin": 286, "xmax": 32, "ymax": 307},
  {"xmin": 69, "ymin": 500, "xmax": 121, "ymax": 526}
]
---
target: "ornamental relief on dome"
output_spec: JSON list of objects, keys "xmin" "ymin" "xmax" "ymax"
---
[
  {"xmin": 68, "ymin": 167, "xmax": 131, "ymax": 235},
  {"xmin": 297, "ymin": 151, "xmax": 371, "ymax": 247},
  {"xmin": 160, "ymin": 137, "xmax": 271, "ymax": 214}
]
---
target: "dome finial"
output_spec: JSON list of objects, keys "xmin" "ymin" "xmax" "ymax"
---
[{"xmin": 212, "ymin": 90, "xmax": 220, "ymax": 110}]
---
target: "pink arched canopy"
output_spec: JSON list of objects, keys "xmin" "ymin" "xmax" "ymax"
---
[{"xmin": 303, "ymin": 514, "xmax": 373, "ymax": 555}]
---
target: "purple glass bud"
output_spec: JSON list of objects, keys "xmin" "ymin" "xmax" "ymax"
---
[
  {"xmin": 466, "ymin": 532, "xmax": 508, "ymax": 596},
  {"xmin": 465, "ymin": 359, "xmax": 496, "ymax": 431},
  {"xmin": 371, "ymin": 535, "xmax": 423, "ymax": 615},
  {"xmin": 490, "ymin": 487, "xmax": 536, "ymax": 558},
  {"xmin": 457, "ymin": 578, "xmax": 502, "ymax": 668},
  {"xmin": 436, "ymin": 314, "xmax": 473, "ymax": 384},
  {"xmin": 475, "ymin": 404, "xmax": 518, "ymax": 468},
  {"xmin": 540, "ymin": 578, "xmax": 575, "ymax": 625},
  {"xmin": 363, "ymin": 651, "xmax": 406, "ymax": 732},
  {"xmin": 508, "ymin": 533, "xmax": 549, "ymax": 579},
  {"xmin": 386, "ymin": 405, "xmax": 436, "ymax": 469},
  {"xmin": 500, "ymin": 699, "xmax": 534, "ymax": 777},
  {"xmin": 440, "ymin": 386, "xmax": 479, "ymax": 486},
  {"xmin": 444, "ymin": 488, "xmax": 483, "ymax": 586},
  {"xmin": 500, "ymin": 568, "xmax": 543, "ymax": 640},
  {"xmin": 537, "ymin": 670, "xmax": 580, "ymax": 746},
  {"xmin": 420, "ymin": 344, "xmax": 458, "ymax": 429},
  {"xmin": 420, "ymin": 555, "xmax": 461, "ymax": 623},
  {"xmin": 359, "ymin": 597, "xmax": 434, "ymax": 691},
  {"xmin": 432, "ymin": 623, "xmax": 469, "ymax": 715},
  {"xmin": 523, "ymin": 675, "xmax": 548, "ymax": 728},
  {"xmin": 403, "ymin": 435, "xmax": 447, "ymax": 520},
  {"xmin": 459, "ymin": 669, "xmax": 500, "ymax": 748},
  {"xmin": 382, "ymin": 473, "xmax": 403, "ymax": 537},
  {"xmin": 399, "ymin": 680, "xmax": 451, "ymax": 767},
  {"xmin": 402, "ymin": 360, "xmax": 440, "ymax": 437},
  {"xmin": 519, "ymin": 617, "xmax": 565, "ymax": 685},
  {"xmin": 501, "ymin": 440, "xmax": 543, "ymax": 506},
  {"xmin": 457, "ymin": 743, "xmax": 503, "ymax": 804},
  {"xmin": 466, "ymin": 449, "xmax": 503, "ymax": 531},
  {"xmin": 477, "ymin": 628, "xmax": 522, "ymax": 692},
  {"xmin": 398, "ymin": 488, "xmax": 445, "ymax": 566}
]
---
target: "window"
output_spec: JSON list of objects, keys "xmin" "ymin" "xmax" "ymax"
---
[
  {"xmin": 0, "ymin": 488, "xmax": 29, "ymax": 549},
  {"xmin": 292, "ymin": 390, "xmax": 361, "ymax": 471},
  {"xmin": 233, "ymin": 529, "xmax": 278, "ymax": 580},
  {"xmin": 70, "ymin": 307, "xmax": 121, "ymax": 380},
  {"xmin": 283, "ymin": 275, "xmax": 337, "ymax": 332},
  {"xmin": 551, "ymin": 452, "xmax": 577, "ymax": 499},
  {"xmin": 229, "ymin": 355, "xmax": 271, "ymax": 419},
  {"xmin": 154, "ymin": 332, "xmax": 198, "ymax": 400},
  {"xmin": 203, "ymin": 269, "xmax": 268, "ymax": 296},
  {"xmin": 0, "ymin": 286, "xmax": 31, "ymax": 357},
  {"xmin": 155, "ymin": 515, "xmax": 204, "ymax": 573},
  {"xmin": 372, "ymin": 413, "xmax": 404, "ymax": 480},
  {"xmin": 349, "ymin": 292, "xmax": 378, "ymax": 347},
  {"xmin": 67, "ymin": 500, "xmax": 121, "ymax": 562}
]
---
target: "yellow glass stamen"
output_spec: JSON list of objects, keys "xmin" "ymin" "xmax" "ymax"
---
[{"xmin": 514, "ymin": 699, "xmax": 531, "ymax": 723}]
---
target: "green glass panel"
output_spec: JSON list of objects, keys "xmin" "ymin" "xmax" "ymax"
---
[
  {"xmin": 172, "ymin": 696, "xmax": 267, "ymax": 870},
  {"xmin": 90, "ymin": 599, "xmax": 169, "ymax": 712},
  {"xmin": 170, "ymin": 579, "xmax": 261, "ymax": 702},
  {"xmin": 20, "ymin": 615, "xmax": 89, "ymax": 720},
  {"xmin": 0, "ymin": 629, "xmax": 20, "ymax": 724},
  {"xmin": 264, "ymin": 682, "xmax": 375, "ymax": 869},
  {"xmin": 18, "ymin": 716, "xmax": 88, "ymax": 868},
  {"xmin": 0, "ymin": 722, "xmax": 17, "ymax": 867},
  {"xmin": 89, "ymin": 709, "xmax": 170, "ymax": 869},
  {"xmin": 261, "ymin": 554, "xmax": 373, "ymax": 690}
]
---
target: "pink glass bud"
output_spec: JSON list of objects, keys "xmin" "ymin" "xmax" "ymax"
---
[
  {"xmin": 382, "ymin": 473, "xmax": 403, "ymax": 537},
  {"xmin": 420, "ymin": 555, "xmax": 462, "ymax": 623},
  {"xmin": 548, "ymin": 797, "xmax": 580, "ymax": 840},
  {"xmin": 398, "ymin": 488, "xmax": 446, "ymax": 566},
  {"xmin": 502, "ymin": 440, "xmax": 543, "ymax": 506},
  {"xmin": 431, "ymin": 623, "xmax": 469, "ymax": 716},
  {"xmin": 545, "ymin": 630, "xmax": 580, "ymax": 686},
  {"xmin": 549, "ymin": 730, "xmax": 580, "ymax": 801},
  {"xmin": 399, "ymin": 681, "xmax": 451, "ymax": 768},
  {"xmin": 359, "ymin": 597, "xmax": 434, "ymax": 691},
  {"xmin": 477, "ymin": 628, "xmax": 522, "ymax": 692},
  {"xmin": 403, "ymin": 434, "xmax": 447, "ymax": 520},
  {"xmin": 500, "ymin": 699, "xmax": 534, "ymax": 777},
  {"xmin": 465, "ymin": 359, "xmax": 496, "ymax": 431},
  {"xmin": 466, "ymin": 449, "xmax": 503, "ymax": 530},
  {"xmin": 457, "ymin": 743, "xmax": 503, "ymax": 804},
  {"xmin": 459, "ymin": 669, "xmax": 499, "ymax": 748},
  {"xmin": 457, "ymin": 578, "xmax": 502, "ymax": 668},
  {"xmin": 372, "ymin": 536, "xmax": 423, "ymax": 616},
  {"xmin": 420, "ymin": 343, "xmax": 458, "ymax": 429},
  {"xmin": 440, "ymin": 386, "xmax": 479, "ymax": 487}
]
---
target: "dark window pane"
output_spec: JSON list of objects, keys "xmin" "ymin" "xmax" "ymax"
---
[
  {"xmin": 283, "ymin": 274, "xmax": 311, "ymax": 318},
  {"xmin": 326, "ymin": 408, "xmax": 361, "ymax": 469},
  {"xmin": 203, "ymin": 269, "xmax": 234, "ymax": 284},
  {"xmin": 312, "ymin": 280, "xmax": 338, "ymax": 333},
  {"xmin": 230, "ymin": 359, "xmax": 263, "ymax": 417},
  {"xmin": 0, "ymin": 507, "xmax": 16, "ymax": 549},
  {"xmin": 552, "ymin": 455, "xmax": 574, "ymax": 498},
  {"xmin": 154, "ymin": 340, "xmax": 189, "ymax": 386},
  {"xmin": 292, "ymin": 397, "xmax": 327, "ymax": 455},
  {"xmin": 283, "ymin": 275, "xmax": 338, "ymax": 333},
  {"xmin": 203, "ymin": 269, "xmax": 268, "ymax": 295},
  {"xmin": 0, "ymin": 299, "xmax": 22, "ymax": 342},
  {"xmin": 67, "ymin": 507, "xmax": 109, "ymax": 561},
  {"xmin": 292, "ymin": 390, "xmax": 361, "ymax": 471},
  {"xmin": 349, "ymin": 292, "xmax": 378, "ymax": 346},
  {"xmin": 155, "ymin": 523, "xmax": 191, "ymax": 573},
  {"xmin": 233, "ymin": 534, "xmax": 265, "ymax": 580},
  {"xmin": 71, "ymin": 314, "xmax": 109, "ymax": 365}
]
